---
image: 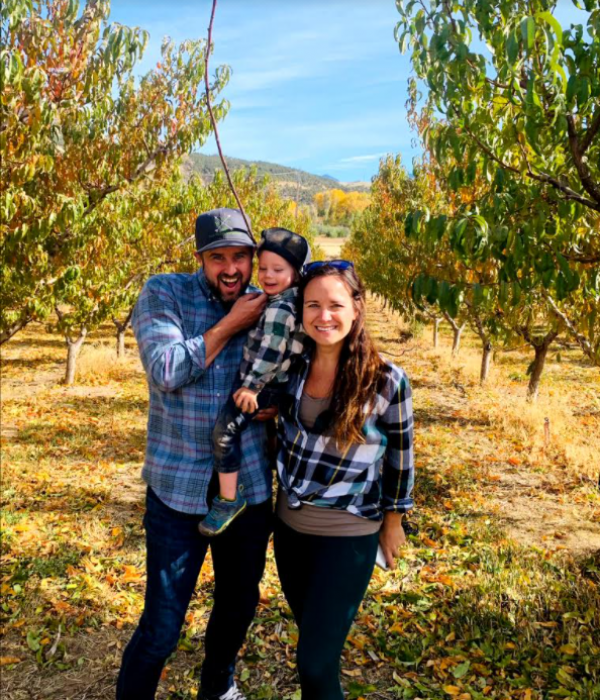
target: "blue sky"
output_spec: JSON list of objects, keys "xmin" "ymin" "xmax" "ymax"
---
[
  {"xmin": 110, "ymin": 1, "xmax": 418, "ymax": 183},
  {"xmin": 110, "ymin": 1, "xmax": 585, "ymax": 183}
]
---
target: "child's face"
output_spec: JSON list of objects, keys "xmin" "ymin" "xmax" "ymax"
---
[{"xmin": 257, "ymin": 251, "xmax": 297, "ymax": 296}]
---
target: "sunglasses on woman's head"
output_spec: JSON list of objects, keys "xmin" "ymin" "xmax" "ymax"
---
[{"xmin": 304, "ymin": 259, "xmax": 355, "ymax": 273}]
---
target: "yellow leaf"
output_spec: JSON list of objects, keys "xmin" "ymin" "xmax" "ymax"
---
[
  {"xmin": 560, "ymin": 644, "xmax": 577, "ymax": 655},
  {"xmin": 342, "ymin": 668, "xmax": 362, "ymax": 677},
  {"xmin": 121, "ymin": 565, "xmax": 143, "ymax": 583},
  {"xmin": 444, "ymin": 686, "xmax": 461, "ymax": 696},
  {"xmin": 0, "ymin": 657, "xmax": 21, "ymax": 666}
]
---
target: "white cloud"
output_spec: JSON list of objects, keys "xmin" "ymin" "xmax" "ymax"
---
[{"xmin": 339, "ymin": 153, "xmax": 385, "ymax": 163}]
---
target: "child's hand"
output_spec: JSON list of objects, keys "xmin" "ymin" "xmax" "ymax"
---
[{"xmin": 233, "ymin": 387, "xmax": 259, "ymax": 414}]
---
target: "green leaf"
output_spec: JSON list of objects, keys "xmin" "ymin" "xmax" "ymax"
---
[
  {"xmin": 453, "ymin": 660, "xmax": 471, "ymax": 678},
  {"xmin": 535, "ymin": 10, "xmax": 563, "ymax": 45},
  {"xmin": 577, "ymin": 76, "xmax": 590, "ymax": 107},
  {"xmin": 566, "ymin": 74, "xmax": 578, "ymax": 102},
  {"xmin": 506, "ymin": 30, "xmax": 519, "ymax": 64},
  {"xmin": 520, "ymin": 17, "xmax": 536, "ymax": 51}
]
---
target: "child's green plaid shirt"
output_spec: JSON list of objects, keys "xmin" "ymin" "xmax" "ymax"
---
[{"xmin": 239, "ymin": 287, "xmax": 305, "ymax": 392}]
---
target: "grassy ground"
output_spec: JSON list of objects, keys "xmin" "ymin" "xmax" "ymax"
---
[{"xmin": 1, "ymin": 302, "xmax": 599, "ymax": 700}]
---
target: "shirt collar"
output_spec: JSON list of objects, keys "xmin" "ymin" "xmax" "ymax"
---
[
  {"xmin": 195, "ymin": 268, "xmax": 213, "ymax": 300},
  {"xmin": 267, "ymin": 286, "xmax": 298, "ymax": 303}
]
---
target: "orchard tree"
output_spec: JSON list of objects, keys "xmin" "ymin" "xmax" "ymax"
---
[
  {"xmin": 396, "ymin": 0, "xmax": 600, "ymax": 364},
  {"xmin": 53, "ymin": 166, "xmax": 319, "ymax": 383},
  {"xmin": 1, "ymin": 0, "xmax": 228, "ymax": 344},
  {"xmin": 51, "ymin": 171, "xmax": 214, "ymax": 381},
  {"xmin": 344, "ymin": 155, "xmax": 452, "ymax": 345}
]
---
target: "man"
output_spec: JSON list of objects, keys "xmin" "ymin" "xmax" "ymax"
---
[{"xmin": 117, "ymin": 208, "xmax": 272, "ymax": 700}]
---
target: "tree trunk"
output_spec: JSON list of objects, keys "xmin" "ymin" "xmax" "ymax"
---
[
  {"xmin": 481, "ymin": 341, "xmax": 493, "ymax": 383},
  {"xmin": 524, "ymin": 328, "xmax": 560, "ymax": 401},
  {"xmin": 64, "ymin": 329, "xmax": 87, "ymax": 385},
  {"xmin": 527, "ymin": 342, "xmax": 550, "ymax": 401},
  {"xmin": 452, "ymin": 325, "xmax": 465, "ymax": 357},
  {"xmin": 117, "ymin": 329, "xmax": 126, "ymax": 358},
  {"xmin": 444, "ymin": 312, "xmax": 465, "ymax": 357},
  {"xmin": 113, "ymin": 307, "xmax": 134, "ymax": 358},
  {"xmin": 469, "ymin": 311, "xmax": 493, "ymax": 384},
  {"xmin": 433, "ymin": 317, "xmax": 440, "ymax": 348},
  {"xmin": 0, "ymin": 316, "xmax": 32, "ymax": 345}
]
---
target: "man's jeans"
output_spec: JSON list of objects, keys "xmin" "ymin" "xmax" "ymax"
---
[
  {"xmin": 116, "ymin": 487, "xmax": 272, "ymax": 699},
  {"xmin": 213, "ymin": 384, "xmax": 284, "ymax": 474}
]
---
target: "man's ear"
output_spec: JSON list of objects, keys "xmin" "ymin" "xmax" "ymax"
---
[{"xmin": 194, "ymin": 252, "xmax": 203, "ymax": 266}]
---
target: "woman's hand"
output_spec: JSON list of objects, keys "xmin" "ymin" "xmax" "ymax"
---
[
  {"xmin": 379, "ymin": 512, "xmax": 406, "ymax": 569},
  {"xmin": 233, "ymin": 387, "xmax": 260, "ymax": 413}
]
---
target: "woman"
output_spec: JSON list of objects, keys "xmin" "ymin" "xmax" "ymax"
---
[{"xmin": 274, "ymin": 261, "xmax": 414, "ymax": 699}]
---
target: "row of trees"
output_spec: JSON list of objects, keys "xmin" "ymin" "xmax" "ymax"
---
[
  {"xmin": 1, "ymin": 0, "xmax": 316, "ymax": 383},
  {"xmin": 313, "ymin": 189, "xmax": 370, "ymax": 227},
  {"xmin": 346, "ymin": 0, "xmax": 599, "ymax": 399}
]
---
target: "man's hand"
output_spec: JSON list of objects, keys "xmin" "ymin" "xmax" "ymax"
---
[
  {"xmin": 233, "ymin": 387, "xmax": 260, "ymax": 413},
  {"xmin": 203, "ymin": 293, "xmax": 266, "ymax": 369},
  {"xmin": 224, "ymin": 293, "xmax": 267, "ymax": 334},
  {"xmin": 379, "ymin": 512, "xmax": 406, "ymax": 569}
]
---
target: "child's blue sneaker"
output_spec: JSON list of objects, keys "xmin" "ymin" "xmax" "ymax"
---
[{"xmin": 198, "ymin": 490, "xmax": 247, "ymax": 537}]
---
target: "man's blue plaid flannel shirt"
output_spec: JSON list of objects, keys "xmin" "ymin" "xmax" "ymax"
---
[{"xmin": 132, "ymin": 269, "xmax": 270, "ymax": 514}]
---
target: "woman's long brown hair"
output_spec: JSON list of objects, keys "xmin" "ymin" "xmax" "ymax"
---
[{"xmin": 299, "ymin": 264, "xmax": 387, "ymax": 447}]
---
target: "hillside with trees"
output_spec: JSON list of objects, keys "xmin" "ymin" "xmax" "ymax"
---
[{"xmin": 184, "ymin": 153, "xmax": 370, "ymax": 204}]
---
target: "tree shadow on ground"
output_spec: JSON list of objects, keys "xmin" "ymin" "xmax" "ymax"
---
[
  {"xmin": 4, "ymin": 337, "xmax": 66, "ymax": 350},
  {"xmin": 54, "ymin": 394, "xmax": 148, "ymax": 415},
  {"xmin": 414, "ymin": 406, "xmax": 490, "ymax": 429},
  {"xmin": 1, "ymin": 355, "xmax": 62, "ymax": 370},
  {"xmin": 12, "ymin": 422, "xmax": 146, "ymax": 463}
]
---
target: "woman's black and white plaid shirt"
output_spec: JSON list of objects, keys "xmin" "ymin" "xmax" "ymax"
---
[{"xmin": 276, "ymin": 354, "xmax": 414, "ymax": 521}]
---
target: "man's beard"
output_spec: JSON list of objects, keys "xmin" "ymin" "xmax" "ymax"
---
[{"xmin": 205, "ymin": 273, "xmax": 250, "ymax": 305}]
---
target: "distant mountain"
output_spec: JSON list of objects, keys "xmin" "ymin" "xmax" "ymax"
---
[{"xmin": 183, "ymin": 153, "xmax": 370, "ymax": 205}]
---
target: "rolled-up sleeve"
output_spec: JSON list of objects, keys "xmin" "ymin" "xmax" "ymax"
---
[
  {"xmin": 132, "ymin": 278, "xmax": 206, "ymax": 392},
  {"xmin": 378, "ymin": 368, "xmax": 414, "ymax": 513}
]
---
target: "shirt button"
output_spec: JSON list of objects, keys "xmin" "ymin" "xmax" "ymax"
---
[
  {"xmin": 216, "ymin": 364, "xmax": 220, "ymax": 369},
  {"xmin": 217, "ymin": 393, "xmax": 221, "ymax": 397}
]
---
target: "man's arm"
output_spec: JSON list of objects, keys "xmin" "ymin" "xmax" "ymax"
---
[
  {"xmin": 203, "ymin": 293, "xmax": 266, "ymax": 366},
  {"xmin": 133, "ymin": 279, "xmax": 266, "ymax": 393}
]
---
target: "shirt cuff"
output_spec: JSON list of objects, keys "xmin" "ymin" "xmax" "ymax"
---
[
  {"xmin": 382, "ymin": 497, "xmax": 414, "ymax": 514},
  {"xmin": 241, "ymin": 374, "xmax": 265, "ymax": 392}
]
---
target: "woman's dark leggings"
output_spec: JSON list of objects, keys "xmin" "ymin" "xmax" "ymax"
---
[{"xmin": 273, "ymin": 518, "xmax": 379, "ymax": 700}]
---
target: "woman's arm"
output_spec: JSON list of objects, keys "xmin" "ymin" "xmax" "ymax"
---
[
  {"xmin": 379, "ymin": 512, "xmax": 406, "ymax": 569},
  {"xmin": 377, "ymin": 365, "xmax": 415, "ymax": 566}
]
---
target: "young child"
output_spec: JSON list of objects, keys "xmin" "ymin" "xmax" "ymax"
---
[{"xmin": 199, "ymin": 227, "xmax": 311, "ymax": 536}]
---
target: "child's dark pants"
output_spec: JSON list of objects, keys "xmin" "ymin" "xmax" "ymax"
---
[{"xmin": 213, "ymin": 384, "xmax": 285, "ymax": 474}]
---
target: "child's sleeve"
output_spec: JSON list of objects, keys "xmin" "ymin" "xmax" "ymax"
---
[{"xmin": 241, "ymin": 303, "xmax": 297, "ymax": 391}]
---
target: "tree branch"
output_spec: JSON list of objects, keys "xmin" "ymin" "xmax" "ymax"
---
[
  {"xmin": 457, "ymin": 116, "xmax": 600, "ymax": 212},
  {"xmin": 204, "ymin": 0, "xmax": 254, "ymax": 241},
  {"xmin": 580, "ymin": 108, "xmax": 600, "ymax": 155},
  {"xmin": 566, "ymin": 114, "xmax": 600, "ymax": 205},
  {"xmin": 543, "ymin": 292, "xmax": 598, "ymax": 366}
]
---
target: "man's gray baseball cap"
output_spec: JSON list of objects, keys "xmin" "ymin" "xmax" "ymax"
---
[{"xmin": 195, "ymin": 208, "xmax": 255, "ymax": 254}]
